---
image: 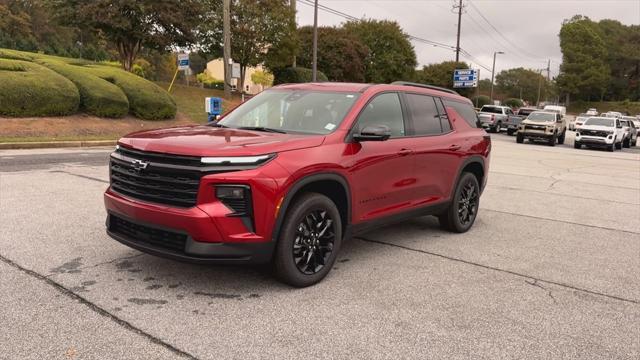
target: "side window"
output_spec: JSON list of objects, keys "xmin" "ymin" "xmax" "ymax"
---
[
  {"xmin": 405, "ymin": 93, "xmax": 442, "ymax": 135},
  {"xmin": 434, "ymin": 97, "xmax": 452, "ymax": 133},
  {"xmin": 444, "ymin": 99, "xmax": 480, "ymax": 128},
  {"xmin": 355, "ymin": 93, "xmax": 405, "ymax": 137}
]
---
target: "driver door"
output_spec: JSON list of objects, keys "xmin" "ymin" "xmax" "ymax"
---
[{"xmin": 347, "ymin": 92, "xmax": 417, "ymax": 223}]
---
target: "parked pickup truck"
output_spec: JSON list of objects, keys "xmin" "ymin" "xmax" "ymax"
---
[
  {"xmin": 477, "ymin": 105, "xmax": 521, "ymax": 134},
  {"xmin": 508, "ymin": 108, "xmax": 537, "ymax": 135},
  {"xmin": 516, "ymin": 111, "xmax": 567, "ymax": 146}
]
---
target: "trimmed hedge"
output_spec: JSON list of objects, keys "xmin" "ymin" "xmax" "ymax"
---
[
  {"xmin": 273, "ymin": 67, "xmax": 329, "ymax": 85},
  {"xmin": 503, "ymin": 98, "xmax": 524, "ymax": 108},
  {"xmin": 36, "ymin": 58, "xmax": 130, "ymax": 118},
  {"xmin": 0, "ymin": 48, "xmax": 177, "ymax": 120},
  {"xmin": 471, "ymin": 95, "xmax": 491, "ymax": 108},
  {"xmin": 0, "ymin": 59, "xmax": 79, "ymax": 117},
  {"xmin": 83, "ymin": 64, "xmax": 176, "ymax": 120}
]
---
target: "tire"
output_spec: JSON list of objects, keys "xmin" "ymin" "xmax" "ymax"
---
[
  {"xmin": 439, "ymin": 172, "xmax": 480, "ymax": 233},
  {"xmin": 608, "ymin": 143, "xmax": 615, "ymax": 152},
  {"xmin": 495, "ymin": 122, "xmax": 501, "ymax": 133},
  {"xmin": 516, "ymin": 133, "xmax": 524, "ymax": 143},
  {"xmin": 574, "ymin": 141, "xmax": 581, "ymax": 149},
  {"xmin": 558, "ymin": 130, "xmax": 566, "ymax": 145},
  {"xmin": 548, "ymin": 132, "xmax": 557, "ymax": 146},
  {"xmin": 273, "ymin": 192, "xmax": 342, "ymax": 287},
  {"xmin": 507, "ymin": 129, "xmax": 515, "ymax": 136},
  {"xmin": 632, "ymin": 139, "xmax": 637, "ymax": 147},
  {"xmin": 615, "ymin": 141, "xmax": 622, "ymax": 150},
  {"xmin": 623, "ymin": 137, "xmax": 630, "ymax": 148}
]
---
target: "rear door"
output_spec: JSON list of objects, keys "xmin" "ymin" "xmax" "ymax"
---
[{"xmin": 404, "ymin": 93, "xmax": 462, "ymax": 206}]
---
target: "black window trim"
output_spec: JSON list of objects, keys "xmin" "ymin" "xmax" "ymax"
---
[{"xmin": 345, "ymin": 91, "xmax": 411, "ymax": 142}]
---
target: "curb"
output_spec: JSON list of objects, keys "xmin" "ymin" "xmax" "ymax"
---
[{"xmin": 0, "ymin": 140, "xmax": 117, "ymax": 150}]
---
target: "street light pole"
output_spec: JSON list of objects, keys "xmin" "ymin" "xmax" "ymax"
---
[
  {"xmin": 490, "ymin": 51, "xmax": 504, "ymax": 102},
  {"xmin": 311, "ymin": 0, "xmax": 318, "ymax": 82}
]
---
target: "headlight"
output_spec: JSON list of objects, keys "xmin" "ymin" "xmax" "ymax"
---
[{"xmin": 201, "ymin": 154, "xmax": 275, "ymax": 165}]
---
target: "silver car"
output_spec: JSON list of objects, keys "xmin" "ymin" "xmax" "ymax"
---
[{"xmin": 620, "ymin": 117, "xmax": 638, "ymax": 147}]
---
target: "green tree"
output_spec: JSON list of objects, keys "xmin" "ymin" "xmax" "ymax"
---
[
  {"xmin": 0, "ymin": 0, "xmax": 108, "ymax": 60},
  {"xmin": 414, "ymin": 61, "xmax": 474, "ymax": 97},
  {"xmin": 198, "ymin": 0, "xmax": 295, "ymax": 92},
  {"xmin": 251, "ymin": 70, "xmax": 274, "ymax": 86},
  {"xmin": 556, "ymin": 15, "xmax": 610, "ymax": 102},
  {"xmin": 495, "ymin": 67, "xmax": 549, "ymax": 103},
  {"xmin": 52, "ymin": 0, "xmax": 203, "ymax": 71},
  {"xmin": 295, "ymin": 26, "xmax": 369, "ymax": 82},
  {"xmin": 596, "ymin": 19, "xmax": 640, "ymax": 101},
  {"xmin": 344, "ymin": 19, "xmax": 416, "ymax": 83}
]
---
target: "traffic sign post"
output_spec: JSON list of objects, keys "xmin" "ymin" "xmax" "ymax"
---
[
  {"xmin": 168, "ymin": 53, "xmax": 191, "ymax": 93},
  {"xmin": 453, "ymin": 69, "xmax": 478, "ymax": 88}
]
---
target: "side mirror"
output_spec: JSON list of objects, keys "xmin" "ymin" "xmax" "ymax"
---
[
  {"xmin": 353, "ymin": 125, "xmax": 391, "ymax": 142},
  {"xmin": 556, "ymin": 118, "xmax": 563, "ymax": 123}
]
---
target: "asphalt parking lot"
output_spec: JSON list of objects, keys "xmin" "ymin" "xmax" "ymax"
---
[{"xmin": 1, "ymin": 132, "xmax": 639, "ymax": 360}]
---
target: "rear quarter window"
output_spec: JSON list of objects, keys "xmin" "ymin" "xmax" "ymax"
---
[{"xmin": 444, "ymin": 99, "xmax": 480, "ymax": 128}]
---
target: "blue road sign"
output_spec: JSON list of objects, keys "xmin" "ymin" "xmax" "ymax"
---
[{"xmin": 453, "ymin": 69, "xmax": 478, "ymax": 88}]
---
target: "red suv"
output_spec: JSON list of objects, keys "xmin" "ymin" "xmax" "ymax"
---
[{"xmin": 105, "ymin": 82, "xmax": 490, "ymax": 287}]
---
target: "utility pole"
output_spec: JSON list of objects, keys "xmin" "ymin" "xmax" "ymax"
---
[
  {"xmin": 546, "ymin": 59, "xmax": 551, "ymax": 81},
  {"xmin": 312, "ymin": 0, "xmax": 318, "ymax": 81},
  {"xmin": 223, "ymin": 0, "xmax": 231, "ymax": 99},
  {"xmin": 454, "ymin": 0, "xmax": 463, "ymax": 63},
  {"xmin": 536, "ymin": 69, "xmax": 543, "ymax": 107},
  {"xmin": 490, "ymin": 51, "xmax": 504, "ymax": 102},
  {"xmin": 291, "ymin": 0, "xmax": 297, "ymax": 67}
]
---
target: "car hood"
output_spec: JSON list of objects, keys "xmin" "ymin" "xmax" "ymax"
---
[
  {"xmin": 521, "ymin": 119, "xmax": 555, "ymax": 126},
  {"xmin": 118, "ymin": 125, "xmax": 325, "ymax": 157}
]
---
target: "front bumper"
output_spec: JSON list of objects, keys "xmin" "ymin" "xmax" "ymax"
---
[
  {"xmin": 575, "ymin": 135, "xmax": 613, "ymax": 147},
  {"xmin": 104, "ymin": 189, "xmax": 276, "ymax": 264},
  {"xmin": 106, "ymin": 212, "xmax": 274, "ymax": 264},
  {"xmin": 520, "ymin": 131, "xmax": 553, "ymax": 141}
]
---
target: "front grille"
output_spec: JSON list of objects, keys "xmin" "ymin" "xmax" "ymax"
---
[
  {"xmin": 109, "ymin": 215, "xmax": 187, "ymax": 252},
  {"xmin": 525, "ymin": 125, "xmax": 546, "ymax": 131},
  {"xmin": 580, "ymin": 129, "xmax": 610, "ymax": 137},
  {"xmin": 110, "ymin": 157, "xmax": 202, "ymax": 207}
]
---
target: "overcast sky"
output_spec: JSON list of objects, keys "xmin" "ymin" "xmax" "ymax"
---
[{"xmin": 296, "ymin": 0, "xmax": 640, "ymax": 79}]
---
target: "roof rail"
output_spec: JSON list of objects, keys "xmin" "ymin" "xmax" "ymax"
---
[{"xmin": 390, "ymin": 81, "xmax": 459, "ymax": 95}]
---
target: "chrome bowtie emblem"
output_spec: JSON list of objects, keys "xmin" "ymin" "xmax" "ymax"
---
[{"xmin": 131, "ymin": 159, "xmax": 149, "ymax": 172}]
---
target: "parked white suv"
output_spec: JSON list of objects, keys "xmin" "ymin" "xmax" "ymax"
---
[{"xmin": 575, "ymin": 117, "xmax": 625, "ymax": 152}]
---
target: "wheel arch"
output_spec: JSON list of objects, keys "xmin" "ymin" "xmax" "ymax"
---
[
  {"xmin": 271, "ymin": 173, "xmax": 351, "ymax": 243},
  {"xmin": 450, "ymin": 156, "xmax": 486, "ymax": 199}
]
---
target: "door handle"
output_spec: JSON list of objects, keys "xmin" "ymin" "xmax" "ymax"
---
[
  {"xmin": 449, "ymin": 144, "xmax": 461, "ymax": 151},
  {"xmin": 398, "ymin": 148, "xmax": 413, "ymax": 156}
]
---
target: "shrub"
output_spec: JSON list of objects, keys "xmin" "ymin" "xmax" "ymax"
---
[
  {"xmin": 35, "ymin": 58, "xmax": 129, "ymax": 118},
  {"xmin": 0, "ymin": 59, "xmax": 79, "ymax": 117},
  {"xmin": 0, "ymin": 48, "xmax": 177, "ymax": 120},
  {"xmin": 470, "ymin": 95, "xmax": 491, "ymax": 108},
  {"xmin": 503, "ymin": 98, "xmax": 524, "ymax": 108},
  {"xmin": 273, "ymin": 67, "xmax": 328, "ymax": 85},
  {"xmin": 132, "ymin": 58, "xmax": 153, "ymax": 79},
  {"xmin": 83, "ymin": 64, "xmax": 177, "ymax": 120},
  {"xmin": 251, "ymin": 70, "xmax": 274, "ymax": 87},
  {"xmin": 196, "ymin": 72, "xmax": 224, "ymax": 90}
]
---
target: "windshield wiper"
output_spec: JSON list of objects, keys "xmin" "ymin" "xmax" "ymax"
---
[
  {"xmin": 237, "ymin": 126, "xmax": 287, "ymax": 134},
  {"xmin": 208, "ymin": 122, "xmax": 229, "ymax": 128}
]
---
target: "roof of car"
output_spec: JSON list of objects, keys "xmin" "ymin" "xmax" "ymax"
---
[{"xmin": 272, "ymin": 81, "xmax": 471, "ymax": 102}]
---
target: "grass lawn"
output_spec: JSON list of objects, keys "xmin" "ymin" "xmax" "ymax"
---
[
  {"xmin": 0, "ymin": 84, "xmax": 243, "ymax": 143},
  {"xmin": 158, "ymin": 82, "xmax": 241, "ymax": 123}
]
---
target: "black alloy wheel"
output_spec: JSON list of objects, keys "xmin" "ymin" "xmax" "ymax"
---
[
  {"xmin": 274, "ymin": 192, "xmax": 342, "ymax": 287},
  {"xmin": 293, "ymin": 209, "xmax": 335, "ymax": 275},
  {"xmin": 457, "ymin": 181, "xmax": 479, "ymax": 227},
  {"xmin": 439, "ymin": 172, "xmax": 480, "ymax": 233}
]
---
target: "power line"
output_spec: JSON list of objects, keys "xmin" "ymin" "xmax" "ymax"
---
[
  {"xmin": 468, "ymin": 0, "xmax": 547, "ymax": 62},
  {"xmin": 298, "ymin": 0, "xmax": 457, "ymax": 52}
]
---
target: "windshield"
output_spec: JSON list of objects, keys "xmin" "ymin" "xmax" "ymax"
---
[
  {"xmin": 585, "ymin": 118, "xmax": 614, "ymax": 127},
  {"xmin": 480, "ymin": 106, "xmax": 503, "ymax": 114},
  {"xmin": 518, "ymin": 108, "xmax": 535, "ymax": 116},
  {"xmin": 218, "ymin": 90, "xmax": 360, "ymax": 134},
  {"xmin": 527, "ymin": 112, "xmax": 555, "ymax": 122}
]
